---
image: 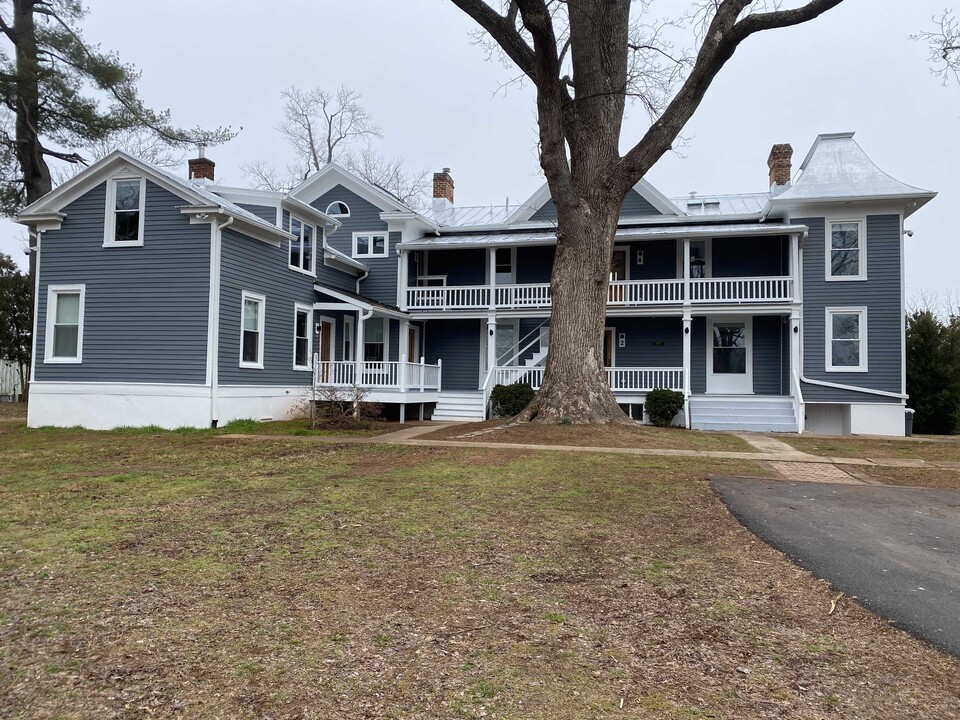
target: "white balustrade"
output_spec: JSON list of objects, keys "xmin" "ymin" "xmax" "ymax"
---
[
  {"xmin": 494, "ymin": 283, "xmax": 552, "ymax": 308},
  {"xmin": 491, "ymin": 366, "xmax": 683, "ymax": 393},
  {"xmin": 689, "ymin": 277, "xmax": 793, "ymax": 303},
  {"xmin": 608, "ymin": 279, "xmax": 685, "ymax": 305},
  {"xmin": 314, "ymin": 359, "xmax": 441, "ymax": 391}
]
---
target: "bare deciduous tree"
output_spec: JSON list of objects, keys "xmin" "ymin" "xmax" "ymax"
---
[
  {"xmin": 913, "ymin": 11, "xmax": 960, "ymax": 87},
  {"xmin": 450, "ymin": 0, "xmax": 846, "ymax": 424},
  {"xmin": 53, "ymin": 127, "xmax": 185, "ymax": 185},
  {"xmin": 343, "ymin": 144, "xmax": 430, "ymax": 209}
]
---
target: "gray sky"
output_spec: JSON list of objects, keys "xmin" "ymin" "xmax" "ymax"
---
[{"xmin": 4, "ymin": 0, "xmax": 957, "ymax": 301}]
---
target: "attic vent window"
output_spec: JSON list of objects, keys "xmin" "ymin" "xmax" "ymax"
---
[
  {"xmin": 103, "ymin": 176, "xmax": 146, "ymax": 247},
  {"xmin": 326, "ymin": 201, "xmax": 350, "ymax": 217}
]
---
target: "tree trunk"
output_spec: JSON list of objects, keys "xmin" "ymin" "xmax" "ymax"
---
[{"xmin": 520, "ymin": 201, "xmax": 630, "ymax": 424}]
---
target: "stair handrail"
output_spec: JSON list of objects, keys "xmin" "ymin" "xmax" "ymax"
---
[
  {"xmin": 497, "ymin": 319, "xmax": 550, "ymax": 367},
  {"xmin": 791, "ymin": 368, "xmax": 805, "ymax": 434}
]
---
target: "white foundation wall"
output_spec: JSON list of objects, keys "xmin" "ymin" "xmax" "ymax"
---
[
  {"xmin": 28, "ymin": 383, "xmax": 213, "ymax": 430},
  {"xmin": 849, "ymin": 403, "xmax": 906, "ymax": 437},
  {"xmin": 216, "ymin": 385, "xmax": 311, "ymax": 426}
]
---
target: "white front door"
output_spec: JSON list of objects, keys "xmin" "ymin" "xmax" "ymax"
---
[{"xmin": 706, "ymin": 317, "xmax": 753, "ymax": 394}]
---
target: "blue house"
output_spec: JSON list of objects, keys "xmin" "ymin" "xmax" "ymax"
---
[{"xmin": 16, "ymin": 133, "xmax": 934, "ymax": 435}]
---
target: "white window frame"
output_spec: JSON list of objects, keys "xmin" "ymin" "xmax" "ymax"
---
[
  {"xmin": 292, "ymin": 303, "xmax": 313, "ymax": 371},
  {"xmin": 363, "ymin": 317, "xmax": 388, "ymax": 362},
  {"xmin": 494, "ymin": 247, "xmax": 516, "ymax": 284},
  {"xmin": 44, "ymin": 284, "xmax": 85, "ymax": 363},
  {"xmin": 103, "ymin": 176, "xmax": 146, "ymax": 247},
  {"xmin": 325, "ymin": 201, "xmax": 351, "ymax": 218},
  {"xmin": 288, "ymin": 215, "xmax": 317, "ymax": 276},
  {"xmin": 352, "ymin": 231, "xmax": 389, "ymax": 258},
  {"xmin": 825, "ymin": 218, "xmax": 867, "ymax": 282},
  {"xmin": 825, "ymin": 306, "xmax": 868, "ymax": 373},
  {"xmin": 343, "ymin": 315, "xmax": 355, "ymax": 362},
  {"xmin": 239, "ymin": 291, "xmax": 266, "ymax": 369}
]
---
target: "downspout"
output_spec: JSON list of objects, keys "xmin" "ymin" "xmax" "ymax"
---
[
  {"xmin": 356, "ymin": 269, "xmax": 368, "ymax": 295},
  {"xmin": 210, "ymin": 215, "xmax": 233, "ymax": 427}
]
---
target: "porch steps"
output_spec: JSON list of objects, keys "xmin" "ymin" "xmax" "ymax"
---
[
  {"xmin": 690, "ymin": 396, "xmax": 798, "ymax": 433},
  {"xmin": 431, "ymin": 392, "xmax": 486, "ymax": 422}
]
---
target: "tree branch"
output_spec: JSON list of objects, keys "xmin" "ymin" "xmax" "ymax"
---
[{"xmin": 448, "ymin": 0, "xmax": 537, "ymax": 78}]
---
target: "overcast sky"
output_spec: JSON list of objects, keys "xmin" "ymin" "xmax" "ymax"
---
[{"xmin": 4, "ymin": 0, "xmax": 957, "ymax": 300}]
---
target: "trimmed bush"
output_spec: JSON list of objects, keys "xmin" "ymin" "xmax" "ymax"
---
[
  {"xmin": 490, "ymin": 382, "xmax": 535, "ymax": 418},
  {"xmin": 644, "ymin": 388, "xmax": 685, "ymax": 427}
]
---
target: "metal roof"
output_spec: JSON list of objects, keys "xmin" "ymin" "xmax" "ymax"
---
[
  {"xmin": 670, "ymin": 192, "xmax": 769, "ymax": 217},
  {"xmin": 399, "ymin": 223, "xmax": 806, "ymax": 249},
  {"xmin": 422, "ymin": 202, "xmax": 526, "ymax": 227}
]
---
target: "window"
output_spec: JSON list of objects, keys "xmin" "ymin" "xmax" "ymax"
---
[
  {"xmin": 827, "ymin": 220, "xmax": 865, "ymax": 280},
  {"xmin": 45, "ymin": 285, "xmax": 85, "ymax": 363},
  {"xmin": 325, "ymin": 201, "xmax": 350, "ymax": 217},
  {"xmin": 343, "ymin": 316, "xmax": 355, "ymax": 362},
  {"xmin": 712, "ymin": 323, "xmax": 747, "ymax": 374},
  {"xmin": 104, "ymin": 176, "xmax": 146, "ymax": 246},
  {"xmin": 826, "ymin": 307, "xmax": 867, "ymax": 372},
  {"xmin": 363, "ymin": 318, "xmax": 385, "ymax": 361},
  {"xmin": 293, "ymin": 304, "xmax": 312, "ymax": 370},
  {"xmin": 353, "ymin": 232, "xmax": 388, "ymax": 258},
  {"xmin": 240, "ymin": 292, "xmax": 265, "ymax": 368},
  {"xmin": 288, "ymin": 216, "xmax": 316, "ymax": 275},
  {"xmin": 495, "ymin": 248, "xmax": 515, "ymax": 284}
]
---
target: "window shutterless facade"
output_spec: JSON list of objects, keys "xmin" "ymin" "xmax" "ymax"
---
[
  {"xmin": 363, "ymin": 318, "xmax": 386, "ymax": 361},
  {"xmin": 293, "ymin": 304, "xmax": 312, "ymax": 370},
  {"xmin": 353, "ymin": 232, "xmax": 388, "ymax": 258},
  {"xmin": 289, "ymin": 216, "xmax": 316, "ymax": 275},
  {"xmin": 826, "ymin": 219, "xmax": 866, "ymax": 280},
  {"xmin": 240, "ymin": 292, "xmax": 266, "ymax": 369},
  {"xmin": 826, "ymin": 307, "xmax": 868, "ymax": 372},
  {"xmin": 44, "ymin": 284, "xmax": 85, "ymax": 363},
  {"xmin": 103, "ymin": 176, "xmax": 146, "ymax": 247}
]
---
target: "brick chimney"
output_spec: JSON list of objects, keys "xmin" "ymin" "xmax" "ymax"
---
[
  {"xmin": 767, "ymin": 143, "xmax": 793, "ymax": 192},
  {"xmin": 188, "ymin": 144, "xmax": 215, "ymax": 182},
  {"xmin": 432, "ymin": 168, "xmax": 454, "ymax": 211}
]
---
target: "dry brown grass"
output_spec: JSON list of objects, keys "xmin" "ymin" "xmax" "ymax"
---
[
  {"xmin": 0, "ymin": 401, "xmax": 26, "ymax": 420},
  {"xmin": 1, "ymin": 427, "xmax": 959, "ymax": 718},
  {"xmin": 424, "ymin": 419, "xmax": 753, "ymax": 452},
  {"xmin": 852, "ymin": 464, "xmax": 960, "ymax": 490},
  {"xmin": 786, "ymin": 434, "xmax": 960, "ymax": 462}
]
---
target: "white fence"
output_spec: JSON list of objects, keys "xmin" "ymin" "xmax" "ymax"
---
[
  {"xmin": 0, "ymin": 361, "xmax": 22, "ymax": 400},
  {"xmin": 493, "ymin": 366, "xmax": 684, "ymax": 393},
  {"xmin": 314, "ymin": 357, "xmax": 441, "ymax": 392}
]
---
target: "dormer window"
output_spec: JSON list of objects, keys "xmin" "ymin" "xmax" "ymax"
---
[
  {"xmin": 353, "ymin": 232, "xmax": 388, "ymax": 258},
  {"xmin": 289, "ymin": 216, "xmax": 316, "ymax": 275},
  {"xmin": 103, "ymin": 176, "xmax": 146, "ymax": 247},
  {"xmin": 325, "ymin": 201, "xmax": 350, "ymax": 217}
]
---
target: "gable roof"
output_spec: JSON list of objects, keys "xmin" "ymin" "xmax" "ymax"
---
[
  {"xmin": 506, "ymin": 177, "xmax": 683, "ymax": 224},
  {"xmin": 769, "ymin": 132, "xmax": 936, "ymax": 214},
  {"xmin": 16, "ymin": 150, "xmax": 292, "ymax": 243},
  {"xmin": 290, "ymin": 162, "xmax": 413, "ymax": 214}
]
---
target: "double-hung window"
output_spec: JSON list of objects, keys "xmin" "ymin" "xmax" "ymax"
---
[
  {"xmin": 353, "ymin": 232, "xmax": 387, "ymax": 258},
  {"xmin": 289, "ymin": 217, "xmax": 316, "ymax": 274},
  {"xmin": 363, "ymin": 319, "xmax": 385, "ymax": 361},
  {"xmin": 826, "ymin": 307, "xmax": 867, "ymax": 372},
  {"xmin": 495, "ymin": 248, "xmax": 515, "ymax": 284},
  {"xmin": 240, "ymin": 292, "xmax": 265, "ymax": 369},
  {"xmin": 293, "ymin": 304, "xmax": 312, "ymax": 370},
  {"xmin": 104, "ymin": 176, "xmax": 146, "ymax": 247},
  {"xmin": 45, "ymin": 285, "xmax": 85, "ymax": 363},
  {"xmin": 827, "ymin": 220, "xmax": 865, "ymax": 280}
]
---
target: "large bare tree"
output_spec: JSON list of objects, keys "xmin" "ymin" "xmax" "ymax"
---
[
  {"xmin": 914, "ymin": 10, "xmax": 960, "ymax": 87},
  {"xmin": 450, "ymin": 0, "xmax": 846, "ymax": 423}
]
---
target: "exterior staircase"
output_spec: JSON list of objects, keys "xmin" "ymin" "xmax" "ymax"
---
[
  {"xmin": 431, "ymin": 391, "xmax": 486, "ymax": 421},
  {"xmin": 689, "ymin": 396, "xmax": 798, "ymax": 433}
]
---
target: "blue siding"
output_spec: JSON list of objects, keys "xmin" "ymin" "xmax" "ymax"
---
[
  {"xmin": 35, "ymin": 181, "xmax": 210, "ymax": 383},
  {"xmin": 712, "ymin": 236, "xmax": 788, "ymax": 277},
  {"xmin": 424, "ymin": 319, "xmax": 481, "ymax": 391},
  {"xmin": 516, "ymin": 246, "xmax": 554, "ymax": 284},
  {"xmin": 798, "ymin": 215, "xmax": 902, "ymax": 403},
  {"xmin": 691, "ymin": 317, "xmax": 706, "ymax": 393},
  {"xmin": 426, "ymin": 248, "xmax": 486, "ymax": 285},
  {"xmin": 218, "ymin": 228, "xmax": 317, "ymax": 386},
  {"xmin": 237, "ymin": 203, "xmax": 279, "ymax": 226},
  {"xmin": 531, "ymin": 187, "xmax": 662, "ymax": 221},
  {"xmin": 607, "ymin": 317, "xmax": 683, "ymax": 367},
  {"xmin": 311, "ymin": 186, "xmax": 397, "ymax": 305},
  {"xmin": 621, "ymin": 240, "xmax": 677, "ymax": 280},
  {"xmin": 752, "ymin": 315, "xmax": 789, "ymax": 395}
]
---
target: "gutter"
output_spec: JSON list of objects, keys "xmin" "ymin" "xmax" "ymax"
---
[{"xmin": 210, "ymin": 215, "xmax": 234, "ymax": 427}]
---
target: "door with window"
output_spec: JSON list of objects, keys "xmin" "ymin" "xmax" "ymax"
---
[
  {"xmin": 318, "ymin": 318, "xmax": 334, "ymax": 382},
  {"xmin": 609, "ymin": 247, "xmax": 628, "ymax": 303},
  {"xmin": 407, "ymin": 325, "xmax": 420, "ymax": 362},
  {"xmin": 707, "ymin": 318, "xmax": 752, "ymax": 394}
]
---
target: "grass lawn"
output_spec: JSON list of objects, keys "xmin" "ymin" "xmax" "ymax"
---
[
  {"xmin": 2, "ymin": 427, "xmax": 959, "ymax": 718},
  {"xmin": 784, "ymin": 435, "xmax": 960, "ymax": 463},
  {"xmin": 422, "ymin": 419, "xmax": 754, "ymax": 452}
]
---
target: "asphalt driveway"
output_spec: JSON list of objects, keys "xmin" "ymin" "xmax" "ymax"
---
[{"xmin": 711, "ymin": 478, "xmax": 960, "ymax": 658}]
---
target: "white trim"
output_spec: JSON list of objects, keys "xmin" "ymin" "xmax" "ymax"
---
[
  {"xmin": 293, "ymin": 303, "xmax": 314, "ymax": 371},
  {"xmin": 325, "ymin": 200, "xmax": 351, "ymax": 218},
  {"xmin": 506, "ymin": 178, "xmax": 683, "ymax": 224},
  {"xmin": 287, "ymin": 215, "xmax": 318, "ymax": 276},
  {"xmin": 239, "ymin": 291, "xmax": 266, "ymax": 369},
  {"xmin": 44, "ymin": 284, "xmax": 85, "ymax": 364},
  {"xmin": 343, "ymin": 315, "xmax": 355, "ymax": 362},
  {"xmin": 29, "ymin": 231, "xmax": 41, "ymax": 383},
  {"xmin": 825, "ymin": 218, "xmax": 866, "ymax": 281},
  {"xmin": 363, "ymin": 316, "xmax": 388, "ymax": 362},
  {"xmin": 103, "ymin": 175, "xmax": 146, "ymax": 247},
  {"xmin": 825, "ymin": 306, "xmax": 868, "ymax": 373},
  {"xmin": 352, "ymin": 231, "xmax": 389, "ymax": 258}
]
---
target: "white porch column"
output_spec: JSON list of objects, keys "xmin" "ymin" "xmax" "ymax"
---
[
  {"xmin": 355, "ymin": 312, "xmax": 367, "ymax": 385},
  {"xmin": 790, "ymin": 232, "xmax": 801, "ymax": 302},
  {"xmin": 682, "ymin": 312, "xmax": 692, "ymax": 429},
  {"xmin": 790, "ymin": 308, "xmax": 804, "ymax": 433},
  {"xmin": 486, "ymin": 315, "xmax": 497, "ymax": 376},
  {"xmin": 487, "ymin": 247, "xmax": 497, "ymax": 310},
  {"xmin": 398, "ymin": 248, "xmax": 409, "ymax": 310},
  {"xmin": 399, "ymin": 319, "xmax": 410, "ymax": 365},
  {"xmin": 682, "ymin": 238, "xmax": 691, "ymax": 305}
]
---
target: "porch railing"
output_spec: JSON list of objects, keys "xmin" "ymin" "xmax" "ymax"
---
[
  {"xmin": 314, "ymin": 356, "xmax": 441, "ymax": 392},
  {"xmin": 406, "ymin": 277, "xmax": 793, "ymax": 310},
  {"xmin": 493, "ymin": 365, "xmax": 684, "ymax": 393}
]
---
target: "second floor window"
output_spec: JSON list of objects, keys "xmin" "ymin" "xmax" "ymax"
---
[
  {"xmin": 495, "ymin": 248, "xmax": 515, "ymax": 284},
  {"xmin": 104, "ymin": 177, "xmax": 145, "ymax": 246},
  {"xmin": 354, "ymin": 232, "xmax": 387, "ymax": 258},
  {"xmin": 828, "ymin": 220, "xmax": 865, "ymax": 280},
  {"xmin": 289, "ymin": 217, "xmax": 316, "ymax": 274}
]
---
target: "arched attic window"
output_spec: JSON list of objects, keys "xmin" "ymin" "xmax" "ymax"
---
[{"xmin": 326, "ymin": 201, "xmax": 350, "ymax": 217}]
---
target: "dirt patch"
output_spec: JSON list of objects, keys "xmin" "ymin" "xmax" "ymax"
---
[
  {"xmin": 423, "ymin": 419, "xmax": 753, "ymax": 452},
  {"xmin": 0, "ymin": 401, "xmax": 26, "ymax": 420}
]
